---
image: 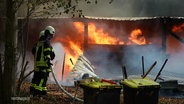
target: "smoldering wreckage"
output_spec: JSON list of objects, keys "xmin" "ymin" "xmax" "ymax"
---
[{"xmin": 23, "ymin": 16, "xmax": 184, "ymax": 104}]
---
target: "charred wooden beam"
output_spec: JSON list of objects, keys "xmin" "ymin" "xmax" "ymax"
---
[
  {"xmin": 142, "ymin": 56, "xmax": 145, "ymax": 76},
  {"xmin": 122, "ymin": 66, "xmax": 128, "ymax": 79},
  {"xmin": 142, "ymin": 61, "xmax": 157, "ymax": 78},
  {"xmin": 169, "ymin": 31, "xmax": 184, "ymax": 44},
  {"xmin": 154, "ymin": 59, "xmax": 168, "ymax": 81}
]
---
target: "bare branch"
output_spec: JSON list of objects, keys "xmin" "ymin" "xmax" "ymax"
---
[{"xmin": 14, "ymin": 0, "xmax": 25, "ymax": 12}]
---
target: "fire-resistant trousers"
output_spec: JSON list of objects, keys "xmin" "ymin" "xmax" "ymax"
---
[{"xmin": 30, "ymin": 70, "xmax": 49, "ymax": 96}]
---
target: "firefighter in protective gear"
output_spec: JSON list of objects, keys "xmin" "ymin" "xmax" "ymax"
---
[
  {"xmin": 39, "ymin": 30, "xmax": 45, "ymax": 38},
  {"xmin": 30, "ymin": 26, "xmax": 55, "ymax": 97}
]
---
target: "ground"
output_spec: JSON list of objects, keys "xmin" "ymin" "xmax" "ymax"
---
[{"xmin": 16, "ymin": 82, "xmax": 184, "ymax": 104}]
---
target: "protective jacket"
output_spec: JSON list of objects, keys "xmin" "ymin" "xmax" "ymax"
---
[{"xmin": 32, "ymin": 39, "xmax": 55, "ymax": 72}]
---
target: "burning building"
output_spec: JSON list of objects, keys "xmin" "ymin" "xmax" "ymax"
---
[{"xmin": 20, "ymin": 16, "xmax": 184, "ymax": 81}]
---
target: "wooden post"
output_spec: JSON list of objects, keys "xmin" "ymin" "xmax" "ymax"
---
[
  {"xmin": 160, "ymin": 17, "xmax": 167, "ymax": 53},
  {"xmin": 142, "ymin": 56, "xmax": 145, "ymax": 76},
  {"xmin": 83, "ymin": 21, "xmax": 88, "ymax": 53},
  {"xmin": 142, "ymin": 61, "xmax": 157, "ymax": 78},
  {"xmin": 122, "ymin": 66, "xmax": 128, "ymax": 79}
]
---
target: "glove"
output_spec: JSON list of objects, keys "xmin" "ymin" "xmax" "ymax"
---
[{"xmin": 47, "ymin": 60, "xmax": 53, "ymax": 67}]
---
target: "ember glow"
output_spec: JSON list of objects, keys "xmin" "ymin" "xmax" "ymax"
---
[{"xmin": 172, "ymin": 23, "xmax": 184, "ymax": 33}]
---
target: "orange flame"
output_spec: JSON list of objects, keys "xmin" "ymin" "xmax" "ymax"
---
[
  {"xmin": 73, "ymin": 22, "xmax": 125, "ymax": 45},
  {"xmin": 64, "ymin": 41, "xmax": 83, "ymax": 73},
  {"xmin": 52, "ymin": 35, "xmax": 83, "ymax": 78},
  {"xmin": 128, "ymin": 29, "xmax": 146, "ymax": 45},
  {"xmin": 88, "ymin": 22, "xmax": 125, "ymax": 45},
  {"xmin": 73, "ymin": 22, "xmax": 147, "ymax": 46}
]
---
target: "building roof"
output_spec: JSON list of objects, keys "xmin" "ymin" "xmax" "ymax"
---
[{"xmin": 18, "ymin": 16, "xmax": 184, "ymax": 22}]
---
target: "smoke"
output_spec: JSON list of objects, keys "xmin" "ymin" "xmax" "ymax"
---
[
  {"xmin": 85, "ymin": 46, "xmax": 122, "ymax": 78},
  {"xmin": 16, "ymin": 0, "xmax": 184, "ymax": 17},
  {"xmin": 79, "ymin": 0, "xmax": 184, "ymax": 17},
  {"xmin": 164, "ymin": 43, "xmax": 184, "ymax": 75},
  {"xmin": 86, "ymin": 42, "xmax": 184, "ymax": 81},
  {"xmin": 51, "ymin": 42, "xmax": 65, "ymax": 81},
  {"xmin": 85, "ymin": 44, "xmax": 166, "ymax": 79},
  {"xmin": 82, "ymin": 20, "xmax": 184, "ymax": 81}
]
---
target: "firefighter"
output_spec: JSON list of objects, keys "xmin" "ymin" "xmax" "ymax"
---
[{"xmin": 30, "ymin": 26, "xmax": 55, "ymax": 97}]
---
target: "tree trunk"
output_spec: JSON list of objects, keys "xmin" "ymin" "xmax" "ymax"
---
[
  {"xmin": 2, "ymin": 0, "xmax": 17, "ymax": 103},
  {"xmin": 0, "ymin": 54, "xmax": 3, "ymax": 104},
  {"xmin": 0, "ymin": 0, "xmax": 5, "ymax": 103}
]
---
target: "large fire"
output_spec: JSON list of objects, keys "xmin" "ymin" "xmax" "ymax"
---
[{"xmin": 54, "ymin": 22, "xmax": 147, "ymax": 79}]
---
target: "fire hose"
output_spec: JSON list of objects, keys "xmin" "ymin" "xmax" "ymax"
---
[
  {"xmin": 51, "ymin": 66, "xmax": 83, "ymax": 102},
  {"xmin": 50, "ymin": 60, "xmax": 115, "ymax": 103}
]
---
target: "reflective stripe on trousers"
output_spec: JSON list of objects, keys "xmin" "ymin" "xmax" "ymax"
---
[{"xmin": 31, "ymin": 78, "xmax": 47, "ymax": 91}]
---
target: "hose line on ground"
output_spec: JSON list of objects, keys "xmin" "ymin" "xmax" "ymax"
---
[{"xmin": 51, "ymin": 67, "xmax": 83, "ymax": 102}]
